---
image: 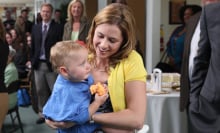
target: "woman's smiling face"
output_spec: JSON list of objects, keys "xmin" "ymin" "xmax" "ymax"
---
[{"xmin": 93, "ymin": 23, "xmax": 123, "ymax": 59}]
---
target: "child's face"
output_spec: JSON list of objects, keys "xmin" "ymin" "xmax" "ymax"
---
[{"xmin": 65, "ymin": 49, "xmax": 91, "ymax": 81}]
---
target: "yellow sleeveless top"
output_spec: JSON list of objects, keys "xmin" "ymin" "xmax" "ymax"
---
[{"xmin": 108, "ymin": 50, "xmax": 147, "ymax": 112}]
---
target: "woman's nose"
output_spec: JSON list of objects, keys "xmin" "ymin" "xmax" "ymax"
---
[{"xmin": 99, "ymin": 39, "xmax": 108, "ymax": 49}]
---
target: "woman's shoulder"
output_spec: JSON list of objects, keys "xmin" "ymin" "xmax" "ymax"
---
[
  {"xmin": 174, "ymin": 25, "xmax": 185, "ymax": 31},
  {"xmin": 120, "ymin": 50, "xmax": 145, "ymax": 69},
  {"xmin": 64, "ymin": 21, "xmax": 72, "ymax": 27},
  {"xmin": 126, "ymin": 50, "xmax": 143, "ymax": 62}
]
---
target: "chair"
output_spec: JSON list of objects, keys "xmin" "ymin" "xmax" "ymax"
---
[
  {"xmin": 136, "ymin": 124, "xmax": 149, "ymax": 133},
  {"xmin": 4, "ymin": 80, "xmax": 24, "ymax": 133},
  {"xmin": 19, "ymin": 69, "xmax": 31, "ymax": 91}
]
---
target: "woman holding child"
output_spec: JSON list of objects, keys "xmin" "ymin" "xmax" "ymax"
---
[{"xmin": 46, "ymin": 3, "xmax": 147, "ymax": 132}]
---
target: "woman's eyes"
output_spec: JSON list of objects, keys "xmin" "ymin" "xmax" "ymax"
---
[
  {"xmin": 109, "ymin": 38, "xmax": 116, "ymax": 43},
  {"xmin": 97, "ymin": 34, "xmax": 104, "ymax": 38},
  {"xmin": 97, "ymin": 34, "xmax": 116, "ymax": 43}
]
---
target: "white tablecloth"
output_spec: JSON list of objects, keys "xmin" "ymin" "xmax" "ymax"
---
[{"xmin": 145, "ymin": 91, "xmax": 187, "ymax": 133}]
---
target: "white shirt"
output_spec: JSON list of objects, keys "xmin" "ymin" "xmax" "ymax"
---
[{"xmin": 189, "ymin": 21, "xmax": 200, "ymax": 81}]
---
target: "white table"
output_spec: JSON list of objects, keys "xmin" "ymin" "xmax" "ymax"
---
[{"xmin": 145, "ymin": 91, "xmax": 187, "ymax": 133}]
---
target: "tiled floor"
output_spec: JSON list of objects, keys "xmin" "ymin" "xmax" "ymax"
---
[{"xmin": 3, "ymin": 106, "xmax": 56, "ymax": 133}]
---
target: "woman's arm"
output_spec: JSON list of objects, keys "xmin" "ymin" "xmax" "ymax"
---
[
  {"xmin": 45, "ymin": 93, "xmax": 109, "ymax": 129},
  {"xmin": 92, "ymin": 80, "xmax": 146, "ymax": 130},
  {"xmin": 45, "ymin": 119, "xmax": 75, "ymax": 129}
]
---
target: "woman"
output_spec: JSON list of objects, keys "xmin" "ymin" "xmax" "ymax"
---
[
  {"xmin": 14, "ymin": 16, "xmax": 26, "ymax": 40},
  {"xmin": 9, "ymin": 28, "xmax": 29, "ymax": 79},
  {"xmin": 4, "ymin": 46, "xmax": 19, "ymax": 109},
  {"xmin": 46, "ymin": 3, "xmax": 147, "ymax": 132},
  {"xmin": 166, "ymin": 5, "xmax": 202, "ymax": 73},
  {"xmin": 62, "ymin": 0, "xmax": 91, "ymax": 42},
  {"xmin": 110, "ymin": 0, "xmax": 144, "ymax": 60},
  {"xmin": 5, "ymin": 31, "xmax": 13, "ymax": 46},
  {"xmin": 0, "ymin": 18, "xmax": 9, "ymax": 130}
]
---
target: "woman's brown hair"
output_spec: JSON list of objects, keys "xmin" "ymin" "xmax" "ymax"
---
[{"xmin": 87, "ymin": 3, "xmax": 137, "ymax": 68}]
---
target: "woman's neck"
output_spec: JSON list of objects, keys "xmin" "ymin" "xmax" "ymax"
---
[
  {"xmin": 73, "ymin": 17, "xmax": 80, "ymax": 22},
  {"xmin": 94, "ymin": 58, "xmax": 109, "ymax": 72}
]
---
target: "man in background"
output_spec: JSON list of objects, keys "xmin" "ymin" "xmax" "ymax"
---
[
  {"xmin": 190, "ymin": 2, "xmax": 220, "ymax": 132},
  {"xmin": 53, "ymin": 9, "xmax": 65, "ymax": 28},
  {"xmin": 180, "ymin": 0, "xmax": 220, "ymax": 132},
  {"xmin": 20, "ymin": 9, "xmax": 33, "ymax": 35},
  {"xmin": 3, "ymin": 10, "xmax": 15, "ymax": 31},
  {"xmin": 31, "ymin": 3, "xmax": 63, "ymax": 124}
]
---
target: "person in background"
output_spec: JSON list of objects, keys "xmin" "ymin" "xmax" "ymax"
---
[
  {"xmin": 3, "ymin": 10, "xmax": 15, "ymax": 31},
  {"xmin": 43, "ymin": 40, "xmax": 108, "ymax": 133},
  {"xmin": 189, "ymin": 2, "xmax": 220, "ymax": 132},
  {"xmin": 9, "ymin": 28, "xmax": 28, "ymax": 79},
  {"xmin": 26, "ymin": 34, "xmax": 32, "ymax": 49},
  {"xmin": 31, "ymin": 3, "xmax": 63, "ymax": 124},
  {"xmin": 36, "ymin": 12, "xmax": 42, "ymax": 24},
  {"xmin": 0, "ymin": 18, "xmax": 9, "ymax": 131},
  {"xmin": 46, "ymin": 3, "xmax": 147, "ymax": 133},
  {"xmin": 53, "ymin": 9, "xmax": 66, "ymax": 26},
  {"xmin": 5, "ymin": 31, "xmax": 13, "ymax": 46},
  {"xmin": 166, "ymin": 5, "xmax": 202, "ymax": 73},
  {"xmin": 20, "ymin": 9, "xmax": 33, "ymax": 36},
  {"xmin": 4, "ymin": 46, "xmax": 19, "ymax": 109},
  {"xmin": 53, "ymin": 9, "xmax": 62, "ymax": 24},
  {"xmin": 62, "ymin": 0, "xmax": 91, "ymax": 42},
  {"xmin": 9, "ymin": 28, "xmax": 22, "ymax": 42},
  {"xmin": 25, "ymin": 34, "xmax": 38, "ymax": 114},
  {"xmin": 180, "ymin": 0, "xmax": 220, "ymax": 132},
  {"xmin": 24, "ymin": 34, "xmax": 31, "ymax": 77},
  {"xmin": 14, "ymin": 16, "xmax": 26, "ymax": 40}
]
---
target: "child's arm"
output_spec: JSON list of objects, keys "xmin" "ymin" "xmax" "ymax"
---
[{"xmin": 89, "ymin": 83, "xmax": 108, "ymax": 120}]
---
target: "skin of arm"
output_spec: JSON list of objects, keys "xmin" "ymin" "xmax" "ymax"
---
[
  {"xmin": 88, "ymin": 92, "xmax": 109, "ymax": 120},
  {"xmin": 45, "ymin": 91, "xmax": 109, "ymax": 129},
  {"xmin": 45, "ymin": 81, "xmax": 146, "ymax": 131},
  {"xmin": 93, "ymin": 80, "xmax": 146, "ymax": 130}
]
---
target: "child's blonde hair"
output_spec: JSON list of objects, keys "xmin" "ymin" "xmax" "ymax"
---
[{"xmin": 50, "ymin": 40, "xmax": 86, "ymax": 73}]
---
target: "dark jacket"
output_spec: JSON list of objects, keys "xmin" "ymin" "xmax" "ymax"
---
[
  {"xmin": 191, "ymin": 3, "xmax": 220, "ymax": 108},
  {"xmin": 31, "ymin": 20, "xmax": 63, "ymax": 71},
  {"xmin": 180, "ymin": 12, "xmax": 201, "ymax": 111},
  {"xmin": 62, "ymin": 17, "xmax": 91, "ymax": 42},
  {"xmin": 0, "ymin": 40, "xmax": 9, "ymax": 93}
]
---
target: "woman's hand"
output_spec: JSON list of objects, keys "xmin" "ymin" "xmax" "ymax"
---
[{"xmin": 45, "ymin": 119, "xmax": 74, "ymax": 129}]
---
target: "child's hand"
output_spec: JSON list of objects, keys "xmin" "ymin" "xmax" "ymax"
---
[
  {"xmin": 90, "ymin": 82, "xmax": 107, "ymax": 96},
  {"xmin": 94, "ymin": 92, "xmax": 109, "ymax": 105},
  {"xmin": 91, "ymin": 82, "xmax": 109, "ymax": 105}
]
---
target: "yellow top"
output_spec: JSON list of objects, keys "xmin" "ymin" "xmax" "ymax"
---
[{"xmin": 108, "ymin": 50, "xmax": 147, "ymax": 112}]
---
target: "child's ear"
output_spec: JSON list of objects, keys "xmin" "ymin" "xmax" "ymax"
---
[{"xmin": 59, "ymin": 66, "xmax": 68, "ymax": 77}]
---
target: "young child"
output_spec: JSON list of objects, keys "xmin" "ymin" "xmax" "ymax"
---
[{"xmin": 43, "ymin": 40, "xmax": 108, "ymax": 133}]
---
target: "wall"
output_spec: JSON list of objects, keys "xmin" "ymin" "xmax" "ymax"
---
[
  {"xmin": 127, "ymin": 0, "xmax": 146, "ymax": 60},
  {"xmin": 85, "ymin": 0, "xmax": 97, "ymax": 21}
]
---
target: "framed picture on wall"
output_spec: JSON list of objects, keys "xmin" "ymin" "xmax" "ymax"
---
[{"xmin": 169, "ymin": 0, "xmax": 186, "ymax": 24}]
